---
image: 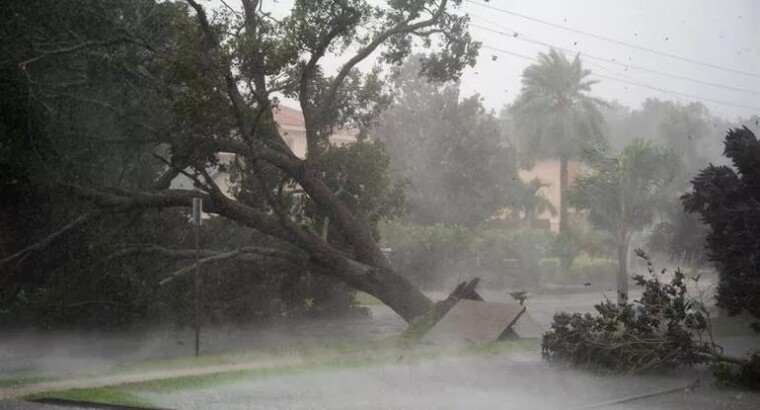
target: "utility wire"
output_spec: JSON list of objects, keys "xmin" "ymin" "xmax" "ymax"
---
[
  {"xmin": 465, "ymin": 0, "xmax": 760, "ymax": 79},
  {"xmin": 470, "ymin": 22, "xmax": 760, "ymax": 97},
  {"xmin": 480, "ymin": 44, "xmax": 760, "ymax": 112}
]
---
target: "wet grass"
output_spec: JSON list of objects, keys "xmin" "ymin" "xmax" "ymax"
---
[
  {"xmin": 120, "ymin": 339, "xmax": 539, "ymax": 393},
  {"xmin": 355, "ymin": 291, "xmax": 383, "ymax": 306},
  {"xmin": 0, "ymin": 374, "xmax": 56, "ymax": 388},
  {"xmin": 112, "ymin": 337, "xmax": 404, "ymax": 374},
  {"xmin": 25, "ymin": 387, "xmax": 152, "ymax": 407},
  {"xmin": 11, "ymin": 336, "xmax": 539, "ymax": 407}
]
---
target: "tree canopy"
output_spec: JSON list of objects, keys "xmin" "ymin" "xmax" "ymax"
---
[
  {"xmin": 373, "ymin": 57, "xmax": 517, "ymax": 227},
  {"xmin": 0, "ymin": 0, "xmax": 480, "ymax": 323},
  {"xmin": 510, "ymin": 49, "xmax": 606, "ymax": 167},
  {"xmin": 683, "ymin": 127, "xmax": 760, "ymax": 329},
  {"xmin": 571, "ymin": 138, "xmax": 676, "ymax": 303}
]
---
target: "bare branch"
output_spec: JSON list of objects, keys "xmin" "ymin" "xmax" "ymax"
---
[
  {"xmin": 158, "ymin": 245, "xmax": 306, "ymax": 286},
  {"xmin": 109, "ymin": 244, "xmax": 301, "ymax": 262},
  {"xmin": 19, "ymin": 38, "xmax": 127, "ymax": 68},
  {"xmin": 0, "ymin": 210, "xmax": 101, "ymax": 270}
]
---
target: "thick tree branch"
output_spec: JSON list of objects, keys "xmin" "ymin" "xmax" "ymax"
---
[
  {"xmin": 299, "ymin": 10, "xmax": 360, "ymax": 151},
  {"xmin": 181, "ymin": 0, "xmax": 432, "ymax": 320},
  {"xmin": 318, "ymin": 0, "xmax": 449, "ymax": 120}
]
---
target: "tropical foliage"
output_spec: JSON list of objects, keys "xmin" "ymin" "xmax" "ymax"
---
[
  {"xmin": 374, "ymin": 57, "xmax": 518, "ymax": 227},
  {"xmin": 542, "ymin": 250, "xmax": 720, "ymax": 373},
  {"xmin": 683, "ymin": 127, "xmax": 760, "ymax": 330},
  {"xmin": 510, "ymin": 49, "xmax": 607, "ymax": 274},
  {"xmin": 571, "ymin": 139, "xmax": 676, "ymax": 303}
]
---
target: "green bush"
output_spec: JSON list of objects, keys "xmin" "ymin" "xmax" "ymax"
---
[
  {"xmin": 568, "ymin": 255, "xmax": 617, "ymax": 285},
  {"xmin": 381, "ymin": 222, "xmax": 553, "ymax": 289},
  {"xmin": 381, "ymin": 223, "xmax": 473, "ymax": 289},
  {"xmin": 475, "ymin": 228, "xmax": 553, "ymax": 288},
  {"xmin": 539, "ymin": 258, "xmax": 560, "ymax": 282}
]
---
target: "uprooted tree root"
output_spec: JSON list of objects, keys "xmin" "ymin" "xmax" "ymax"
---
[{"xmin": 541, "ymin": 250, "xmax": 758, "ymax": 388}]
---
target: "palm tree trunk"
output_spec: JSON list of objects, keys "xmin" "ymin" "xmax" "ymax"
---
[
  {"xmin": 616, "ymin": 233, "xmax": 629, "ymax": 306},
  {"xmin": 559, "ymin": 155, "xmax": 572, "ymax": 275},
  {"xmin": 559, "ymin": 155, "xmax": 569, "ymax": 233}
]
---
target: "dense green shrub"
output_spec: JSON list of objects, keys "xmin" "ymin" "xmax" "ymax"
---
[
  {"xmin": 568, "ymin": 255, "xmax": 617, "ymax": 284},
  {"xmin": 683, "ymin": 127, "xmax": 760, "ymax": 329},
  {"xmin": 381, "ymin": 222, "xmax": 553, "ymax": 289},
  {"xmin": 2, "ymin": 214, "xmax": 365, "ymax": 328},
  {"xmin": 381, "ymin": 223, "xmax": 473, "ymax": 289},
  {"xmin": 475, "ymin": 228, "xmax": 553, "ymax": 288},
  {"xmin": 539, "ymin": 258, "xmax": 560, "ymax": 282},
  {"xmin": 539, "ymin": 255, "xmax": 616, "ymax": 286}
]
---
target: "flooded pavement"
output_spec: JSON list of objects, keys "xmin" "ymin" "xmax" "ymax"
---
[
  {"xmin": 143, "ymin": 353, "xmax": 760, "ymax": 410},
  {"xmin": 1, "ymin": 288, "xmax": 758, "ymax": 410}
]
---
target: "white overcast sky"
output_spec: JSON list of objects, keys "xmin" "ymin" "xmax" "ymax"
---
[{"xmin": 210, "ymin": 0, "xmax": 759, "ymax": 120}]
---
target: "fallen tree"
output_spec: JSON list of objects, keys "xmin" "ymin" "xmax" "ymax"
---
[
  {"xmin": 542, "ymin": 249, "xmax": 756, "ymax": 384},
  {"xmin": 2, "ymin": 0, "xmax": 480, "ymax": 323}
]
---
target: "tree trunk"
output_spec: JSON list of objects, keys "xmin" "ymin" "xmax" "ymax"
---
[
  {"xmin": 616, "ymin": 237, "xmax": 628, "ymax": 306},
  {"xmin": 559, "ymin": 155, "xmax": 569, "ymax": 233},
  {"xmin": 367, "ymin": 271, "xmax": 434, "ymax": 323},
  {"xmin": 323, "ymin": 255, "xmax": 433, "ymax": 323},
  {"xmin": 559, "ymin": 155, "xmax": 572, "ymax": 275}
]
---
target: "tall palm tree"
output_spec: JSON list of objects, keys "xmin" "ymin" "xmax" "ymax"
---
[{"xmin": 510, "ymin": 49, "xmax": 607, "ymax": 239}]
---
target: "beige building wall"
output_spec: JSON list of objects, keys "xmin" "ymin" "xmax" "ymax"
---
[
  {"xmin": 276, "ymin": 105, "xmax": 357, "ymax": 159},
  {"xmin": 518, "ymin": 159, "xmax": 582, "ymax": 233},
  {"xmin": 170, "ymin": 105, "xmax": 359, "ymax": 197}
]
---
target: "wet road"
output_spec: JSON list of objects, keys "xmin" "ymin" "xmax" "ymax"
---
[{"xmin": 143, "ymin": 352, "xmax": 760, "ymax": 410}]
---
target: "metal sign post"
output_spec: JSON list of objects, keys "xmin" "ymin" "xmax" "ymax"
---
[{"xmin": 192, "ymin": 198, "xmax": 203, "ymax": 357}]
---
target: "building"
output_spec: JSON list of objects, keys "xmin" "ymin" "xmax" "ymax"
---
[
  {"xmin": 275, "ymin": 105, "xmax": 357, "ymax": 158},
  {"xmin": 170, "ymin": 105, "xmax": 357, "ymax": 195},
  {"xmin": 518, "ymin": 160, "xmax": 583, "ymax": 232}
]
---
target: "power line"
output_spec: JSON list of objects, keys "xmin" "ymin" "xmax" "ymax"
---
[
  {"xmin": 465, "ymin": 0, "xmax": 760, "ymax": 79},
  {"xmin": 480, "ymin": 44, "xmax": 760, "ymax": 112},
  {"xmin": 470, "ymin": 22, "xmax": 760, "ymax": 97}
]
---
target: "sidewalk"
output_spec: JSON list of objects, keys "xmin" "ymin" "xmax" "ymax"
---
[{"xmin": 0, "ymin": 356, "xmax": 304, "ymax": 400}]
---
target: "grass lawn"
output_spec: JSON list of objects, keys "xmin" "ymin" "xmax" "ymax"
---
[
  {"xmin": 22, "ymin": 338, "xmax": 539, "ymax": 406},
  {"xmin": 0, "ymin": 375, "xmax": 56, "ymax": 389},
  {"xmin": 119, "ymin": 339, "xmax": 538, "ymax": 392},
  {"xmin": 25, "ymin": 387, "xmax": 152, "ymax": 407},
  {"xmin": 355, "ymin": 291, "xmax": 383, "ymax": 306}
]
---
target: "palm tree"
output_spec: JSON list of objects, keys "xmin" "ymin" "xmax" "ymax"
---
[
  {"xmin": 511, "ymin": 177, "xmax": 557, "ymax": 222},
  {"xmin": 510, "ymin": 49, "xmax": 606, "ymax": 239},
  {"xmin": 571, "ymin": 139, "xmax": 676, "ymax": 305}
]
